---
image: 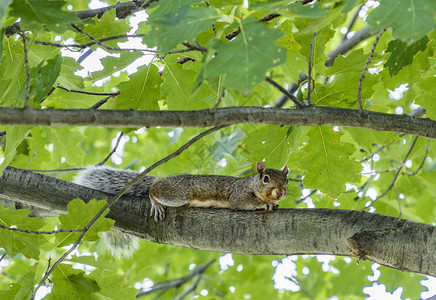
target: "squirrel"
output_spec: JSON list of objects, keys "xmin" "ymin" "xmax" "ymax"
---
[{"xmin": 74, "ymin": 162, "xmax": 289, "ymax": 257}]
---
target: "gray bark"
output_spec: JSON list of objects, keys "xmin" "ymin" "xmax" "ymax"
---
[
  {"xmin": 0, "ymin": 167, "xmax": 435, "ymax": 276},
  {"xmin": 0, "ymin": 106, "xmax": 435, "ymax": 138}
]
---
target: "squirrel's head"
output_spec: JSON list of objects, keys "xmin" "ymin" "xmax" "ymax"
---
[{"xmin": 255, "ymin": 161, "xmax": 289, "ymax": 203}]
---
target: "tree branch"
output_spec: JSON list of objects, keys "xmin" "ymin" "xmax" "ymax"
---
[
  {"xmin": 0, "ymin": 107, "xmax": 434, "ymax": 138},
  {"xmin": 1, "ymin": 167, "xmax": 435, "ymax": 276}
]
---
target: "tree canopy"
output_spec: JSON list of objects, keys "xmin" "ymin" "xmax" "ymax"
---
[{"xmin": 0, "ymin": 0, "xmax": 435, "ymax": 299}]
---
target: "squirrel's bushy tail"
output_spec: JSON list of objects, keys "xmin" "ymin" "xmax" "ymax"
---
[
  {"xmin": 102, "ymin": 230, "xmax": 139, "ymax": 258},
  {"xmin": 74, "ymin": 166, "xmax": 146, "ymax": 258}
]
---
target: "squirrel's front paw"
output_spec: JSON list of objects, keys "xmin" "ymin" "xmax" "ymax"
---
[
  {"xmin": 150, "ymin": 202, "xmax": 166, "ymax": 222},
  {"xmin": 265, "ymin": 203, "xmax": 278, "ymax": 211}
]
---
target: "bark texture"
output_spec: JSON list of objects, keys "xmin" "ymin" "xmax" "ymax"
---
[
  {"xmin": 0, "ymin": 167, "xmax": 435, "ymax": 276},
  {"xmin": 0, "ymin": 107, "xmax": 435, "ymax": 138}
]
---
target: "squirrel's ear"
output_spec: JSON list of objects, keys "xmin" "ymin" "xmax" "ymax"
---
[
  {"xmin": 256, "ymin": 162, "xmax": 266, "ymax": 174},
  {"xmin": 283, "ymin": 166, "xmax": 289, "ymax": 176}
]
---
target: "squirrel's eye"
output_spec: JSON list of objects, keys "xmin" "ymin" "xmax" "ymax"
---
[
  {"xmin": 263, "ymin": 176, "xmax": 269, "ymax": 183},
  {"xmin": 286, "ymin": 179, "xmax": 289, "ymax": 184}
]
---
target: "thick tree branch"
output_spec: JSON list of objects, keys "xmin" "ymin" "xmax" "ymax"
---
[
  {"xmin": 0, "ymin": 107, "xmax": 434, "ymax": 138},
  {"xmin": 75, "ymin": 0, "xmax": 157, "ymax": 20},
  {"xmin": 0, "ymin": 167, "xmax": 435, "ymax": 276}
]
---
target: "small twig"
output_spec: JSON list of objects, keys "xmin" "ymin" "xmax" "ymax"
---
[
  {"xmin": 136, "ymin": 259, "xmax": 216, "ymax": 298},
  {"xmin": 175, "ymin": 275, "xmax": 202, "ymax": 300},
  {"xmin": 307, "ymin": 32, "xmax": 316, "ymax": 106},
  {"xmin": 24, "ymin": 147, "xmax": 38, "ymax": 169},
  {"xmin": 274, "ymin": 73, "xmax": 308, "ymax": 108},
  {"xmin": 31, "ymin": 126, "xmax": 226, "ymax": 299},
  {"xmin": 16, "ymin": 30, "xmax": 31, "ymax": 108},
  {"xmin": 341, "ymin": 4, "xmax": 364, "ymax": 43},
  {"xmin": 181, "ymin": 42, "xmax": 208, "ymax": 53},
  {"xmin": 56, "ymin": 85, "xmax": 120, "ymax": 97},
  {"xmin": 295, "ymin": 189, "xmax": 318, "ymax": 204},
  {"xmin": 0, "ymin": 252, "xmax": 6, "ymax": 263},
  {"xmin": 97, "ymin": 131, "xmax": 124, "ymax": 166},
  {"xmin": 33, "ymin": 34, "xmax": 149, "ymax": 50},
  {"xmin": 357, "ymin": 28, "xmax": 387, "ymax": 115},
  {"xmin": 70, "ymin": 23, "xmax": 149, "ymax": 52},
  {"xmin": 209, "ymin": 87, "xmax": 225, "ymax": 113},
  {"xmin": 363, "ymin": 136, "xmax": 419, "ymax": 210},
  {"xmin": 258, "ymin": 13, "xmax": 281, "ymax": 22},
  {"xmin": 90, "ymin": 96, "xmax": 112, "ymax": 109},
  {"xmin": 403, "ymin": 138, "xmax": 430, "ymax": 176},
  {"xmin": 393, "ymin": 186, "xmax": 402, "ymax": 218},
  {"xmin": 0, "ymin": 223, "xmax": 82, "ymax": 234},
  {"xmin": 225, "ymin": 13, "xmax": 281, "ymax": 40},
  {"xmin": 266, "ymin": 77, "xmax": 305, "ymax": 108}
]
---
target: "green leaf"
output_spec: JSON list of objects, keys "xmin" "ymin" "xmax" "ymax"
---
[
  {"xmin": 28, "ymin": 55, "xmax": 63, "ymax": 108},
  {"xmin": 299, "ymin": 127, "xmax": 361, "ymax": 196},
  {"xmin": 244, "ymin": 125, "xmax": 295, "ymax": 169},
  {"xmin": 75, "ymin": 10, "xmax": 131, "ymax": 48},
  {"xmin": 89, "ymin": 269, "xmax": 137, "ymax": 299},
  {"xmin": 10, "ymin": 0, "xmax": 79, "ymax": 33},
  {"xmin": 109, "ymin": 64, "xmax": 162, "ymax": 110},
  {"xmin": 367, "ymin": 0, "xmax": 436, "ymax": 41},
  {"xmin": 41, "ymin": 128, "xmax": 86, "ymax": 167},
  {"xmin": 342, "ymin": 128, "xmax": 398, "ymax": 153},
  {"xmin": 415, "ymin": 76, "xmax": 436, "ymax": 119},
  {"xmin": 0, "ymin": 205, "xmax": 46, "ymax": 259},
  {"xmin": 146, "ymin": 0, "xmax": 218, "ymax": 52},
  {"xmin": 161, "ymin": 59, "xmax": 213, "ymax": 110},
  {"xmin": 0, "ymin": 126, "xmax": 31, "ymax": 174},
  {"xmin": 56, "ymin": 199, "xmax": 114, "ymax": 247},
  {"xmin": 50, "ymin": 265, "xmax": 99, "ymax": 299},
  {"xmin": 204, "ymin": 18, "xmax": 286, "ymax": 91},
  {"xmin": 87, "ymin": 51, "xmax": 143, "ymax": 82},
  {"xmin": 0, "ymin": 0, "xmax": 13, "ymax": 57},
  {"xmin": 385, "ymin": 36, "xmax": 429, "ymax": 76}
]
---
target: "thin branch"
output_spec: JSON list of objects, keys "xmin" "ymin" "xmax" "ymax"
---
[
  {"xmin": 274, "ymin": 73, "xmax": 308, "ymax": 107},
  {"xmin": 393, "ymin": 186, "xmax": 402, "ymax": 218},
  {"xmin": 0, "ymin": 252, "xmax": 6, "ymax": 266},
  {"xmin": 307, "ymin": 32, "xmax": 316, "ymax": 106},
  {"xmin": 265, "ymin": 77, "xmax": 305, "ymax": 108},
  {"xmin": 97, "ymin": 131, "xmax": 124, "ymax": 166},
  {"xmin": 56, "ymin": 85, "xmax": 120, "ymax": 97},
  {"xmin": 181, "ymin": 42, "xmax": 208, "ymax": 53},
  {"xmin": 225, "ymin": 13, "xmax": 281, "ymax": 40},
  {"xmin": 209, "ymin": 87, "xmax": 225, "ymax": 113},
  {"xmin": 0, "ymin": 223, "xmax": 82, "ymax": 234},
  {"xmin": 90, "ymin": 96, "xmax": 112, "ymax": 109},
  {"xmin": 341, "ymin": 4, "xmax": 365, "ymax": 43},
  {"xmin": 136, "ymin": 259, "xmax": 216, "ymax": 298},
  {"xmin": 357, "ymin": 28, "xmax": 387, "ymax": 115},
  {"xmin": 31, "ymin": 126, "xmax": 226, "ymax": 299},
  {"xmin": 363, "ymin": 136, "xmax": 419, "ymax": 209},
  {"xmin": 295, "ymin": 189, "xmax": 318, "ymax": 204},
  {"xmin": 70, "ymin": 23, "xmax": 150, "ymax": 52},
  {"xmin": 74, "ymin": 0, "xmax": 157, "ymax": 20},
  {"xmin": 325, "ymin": 27, "xmax": 372, "ymax": 67},
  {"xmin": 175, "ymin": 275, "xmax": 202, "ymax": 300},
  {"xmin": 403, "ymin": 138, "xmax": 430, "ymax": 176},
  {"xmin": 33, "ymin": 34, "xmax": 149, "ymax": 50},
  {"xmin": 24, "ymin": 147, "xmax": 38, "ymax": 169},
  {"xmin": 16, "ymin": 30, "xmax": 31, "ymax": 108}
]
